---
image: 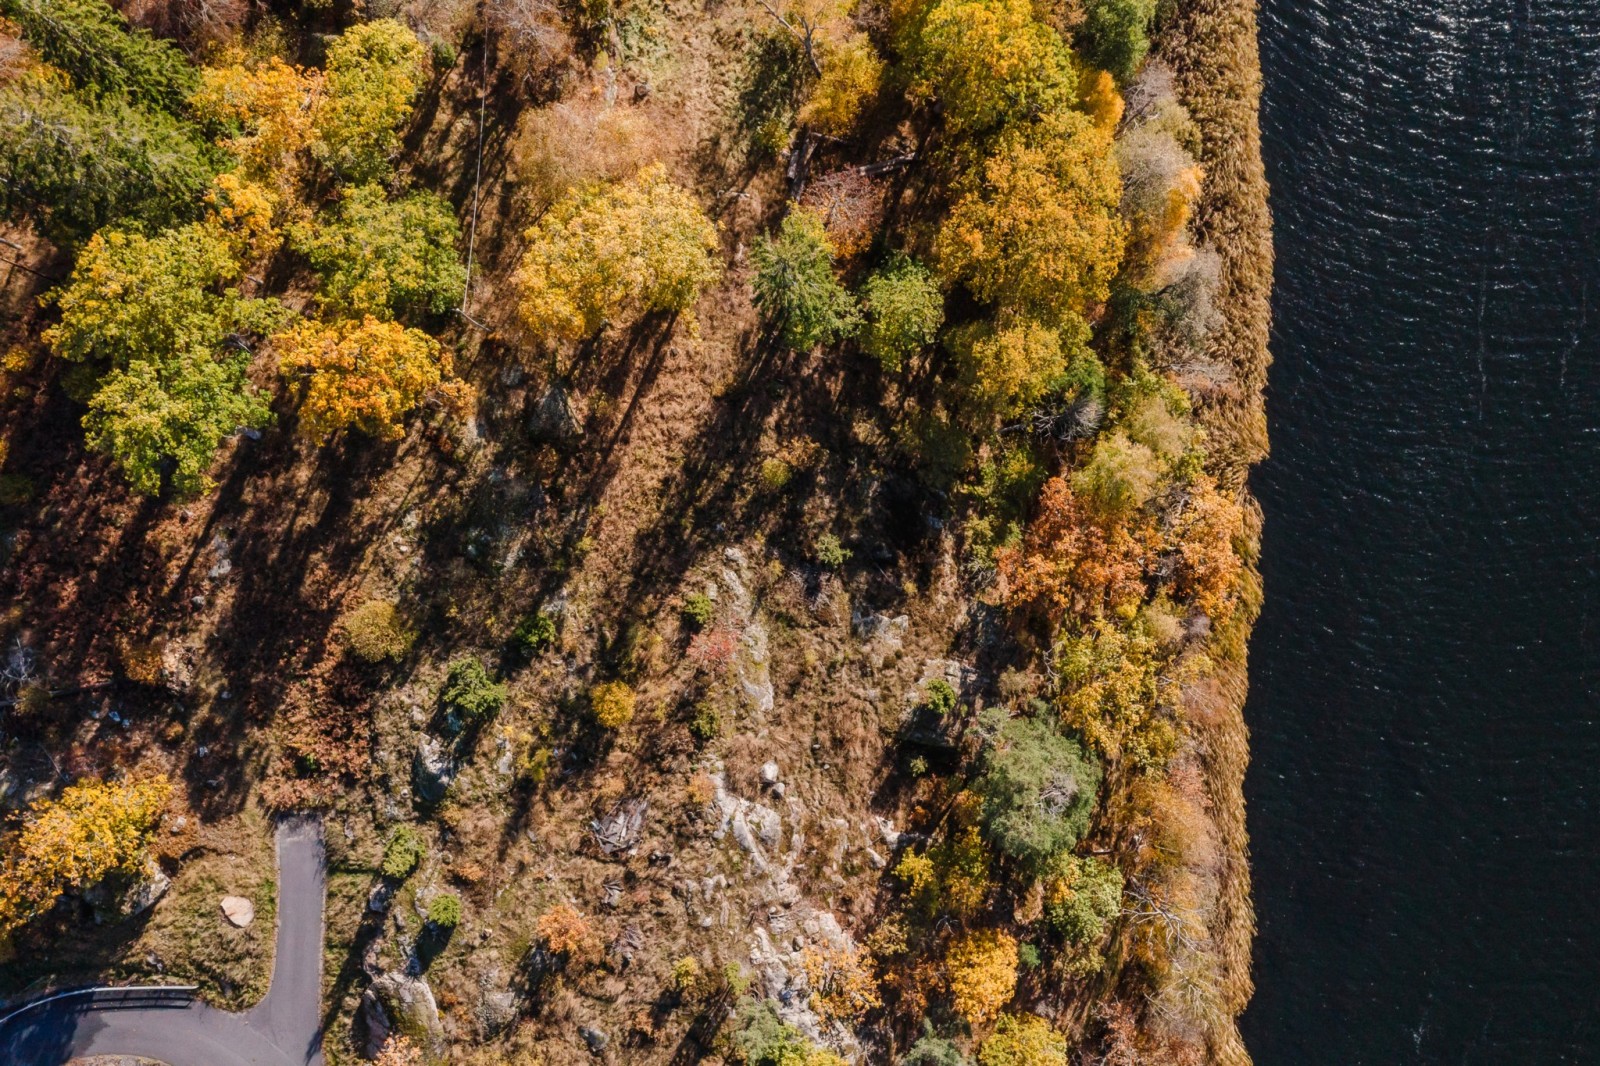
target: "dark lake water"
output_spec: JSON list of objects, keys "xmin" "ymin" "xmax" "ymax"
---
[{"xmin": 1242, "ymin": 0, "xmax": 1600, "ymax": 1061}]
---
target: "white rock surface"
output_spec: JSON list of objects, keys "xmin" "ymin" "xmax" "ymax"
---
[{"xmin": 220, "ymin": 895, "xmax": 255, "ymax": 927}]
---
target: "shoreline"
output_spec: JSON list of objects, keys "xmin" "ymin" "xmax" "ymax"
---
[{"xmin": 1160, "ymin": 0, "xmax": 1274, "ymax": 1061}]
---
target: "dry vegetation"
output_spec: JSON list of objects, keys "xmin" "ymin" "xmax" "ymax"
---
[{"xmin": 0, "ymin": 0, "xmax": 1270, "ymax": 1060}]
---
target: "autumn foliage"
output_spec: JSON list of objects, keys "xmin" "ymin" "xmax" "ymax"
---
[
  {"xmin": 516, "ymin": 163, "xmax": 722, "ymax": 343},
  {"xmin": 275, "ymin": 315, "xmax": 457, "ymax": 443},
  {"xmin": 945, "ymin": 928, "xmax": 1019, "ymax": 1025},
  {"xmin": 0, "ymin": 776, "xmax": 171, "ymax": 938},
  {"xmin": 994, "ymin": 477, "xmax": 1150, "ymax": 625}
]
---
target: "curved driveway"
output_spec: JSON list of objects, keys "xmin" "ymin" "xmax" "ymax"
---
[{"xmin": 0, "ymin": 816, "xmax": 327, "ymax": 1066}]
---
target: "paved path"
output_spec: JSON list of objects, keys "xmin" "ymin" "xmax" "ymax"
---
[{"xmin": 0, "ymin": 816, "xmax": 327, "ymax": 1066}]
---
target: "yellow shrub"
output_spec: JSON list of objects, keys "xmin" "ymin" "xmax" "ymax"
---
[{"xmin": 590, "ymin": 681, "xmax": 636, "ymax": 729}]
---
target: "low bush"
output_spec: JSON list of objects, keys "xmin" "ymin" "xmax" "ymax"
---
[
  {"xmin": 860, "ymin": 255, "xmax": 944, "ymax": 370},
  {"xmin": 382, "ymin": 825, "xmax": 425, "ymax": 879},
  {"xmin": 682, "ymin": 593, "xmax": 715, "ymax": 628},
  {"xmin": 513, "ymin": 612, "xmax": 558, "ymax": 653},
  {"xmin": 427, "ymin": 892, "xmax": 462, "ymax": 928},
  {"xmin": 922, "ymin": 678, "xmax": 959, "ymax": 716},
  {"xmin": 591, "ymin": 681, "xmax": 636, "ymax": 729},
  {"xmin": 441, "ymin": 657, "xmax": 508, "ymax": 722},
  {"xmin": 341, "ymin": 599, "xmax": 415, "ymax": 663},
  {"xmin": 814, "ymin": 534, "xmax": 851, "ymax": 568}
]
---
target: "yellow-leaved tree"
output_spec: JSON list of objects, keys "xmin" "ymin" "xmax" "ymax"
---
[
  {"xmin": 907, "ymin": 0, "xmax": 1076, "ymax": 139},
  {"xmin": 311, "ymin": 19, "xmax": 426, "ymax": 184},
  {"xmin": 275, "ymin": 315, "xmax": 459, "ymax": 443},
  {"xmin": 945, "ymin": 928, "xmax": 1019, "ymax": 1025},
  {"xmin": 0, "ymin": 776, "xmax": 171, "ymax": 939},
  {"xmin": 515, "ymin": 163, "xmax": 722, "ymax": 343},
  {"xmin": 192, "ymin": 50, "xmax": 326, "ymax": 196},
  {"xmin": 935, "ymin": 109, "xmax": 1125, "ymax": 328}
]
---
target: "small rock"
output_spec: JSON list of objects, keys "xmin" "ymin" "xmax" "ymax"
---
[
  {"xmin": 760, "ymin": 761, "xmax": 780, "ymax": 785},
  {"xmin": 579, "ymin": 1025, "xmax": 610, "ymax": 1052},
  {"xmin": 221, "ymin": 895, "xmax": 255, "ymax": 927},
  {"xmin": 414, "ymin": 736, "xmax": 457, "ymax": 806}
]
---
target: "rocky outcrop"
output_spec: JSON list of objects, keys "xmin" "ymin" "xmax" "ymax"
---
[{"xmin": 360, "ymin": 972, "xmax": 445, "ymax": 1061}]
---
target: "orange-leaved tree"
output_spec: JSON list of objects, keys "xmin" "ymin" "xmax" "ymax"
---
[
  {"xmin": 275, "ymin": 315, "xmax": 461, "ymax": 443},
  {"xmin": 0, "ymin": 776, "xmax": 171, "ymax": 938},
  {"xmin": 994, "ymin": 477, "xmax": 1151, "ymax": 626}
]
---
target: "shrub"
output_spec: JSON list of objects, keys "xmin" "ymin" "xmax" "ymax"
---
[
  {"xmin": 922, "ymin": 678, "xmax": 958, "ymax": 716},
  {"xmin": 441, "ymin": 657, "xmax": 508, "ymax": 722},
  {"xmin": 312, "ymin": 19, "xmax": 427, "ymax": 183},
  {"xmin": 895, "ymin": 815, "xmax": 993, "ymax": 919},
  {"xmin": 974, "ymin": 710, "xmax": 1101, "ymax": 872},
  {"xmin": 731, "ymin": 998, "xmax": 848, "ymax": 1066},
  {"xmin": 516, "ymin": 163, "xmax": 722, "ymax": 343},
  {"xmin": 752, "ymin": 209, "xmax": 859, "ymax": 351},
  {"xmin": 427, "ymin": 892, "xmax": 462, "ymax": 928},
  {"xmin": 340, "ymin": 599, "xmax": 414, "ymax": 662},
  {"xmin": 591, "ymin": 681, "xmax": 636, "ymax": 729},
  {"xmin": 536, "ymin": 902, "xmax": 595, "ymax": 959},
  {"xmin": 814, "ymin": 533, "xmax": 851, "ymax": 568},
  {"xmin": 682, "ymin": 593, "xmax": 715, "ymax": 628},
  {"xmin": 802, "ymin": 942, "xmax": 881, "ymax": 1022},
  {"xmin": 513, "ymin": 612, "xmax": 559, "ymax": 653},
  {"xmin": 1078, "ymin": 0, "xmax": 1157, "ymax": 83},
  {"xmin": 671, "ymin": 955, "xmax": 704, "ymax": 995},
  {"xmin": 517, "ymin": 744, "xmax": 552, "ymax": 785},
  {"xmin": 688, "ymin": 700, "xmax": 722, "ymax": 742},
  {"xmin": 950, "ymin": 316, "xmax": 1095, "ymax": 420},
  {"xmin": 934, "ymin": 110, "xmax": 1125, "ymax": 329},
  {"xmin": 946, "ymin": 929, "xmax": 1018, "ymax": 1025},
  {"xmin": 976, "ymin": 1013, "xmax": 1069, "ymax": 1066},
  {"xmin": 759, "ymin": 457, "xmax": 794, "ymax": 492},
  {"xmin": 860, "ymin": 256, "xmax": 943, "ymax": 370},
  {"xmin": 903, "ymin": 1029, "xmax": 972, "ymax": 1065},
  {"xmin": 293, "ymin": 184, "xmax": 466, "ymax": 320},
  {"xmin": 381, "ymin": 825, "xmax": 425, "ymax": 878},
  {"xmin": 1017, "ymin": 942, "xmax": 1042, "ymax": 970},
  {"xmin": 1042, "ymin": 853, "xmax": 1122, "ymax": 945}
]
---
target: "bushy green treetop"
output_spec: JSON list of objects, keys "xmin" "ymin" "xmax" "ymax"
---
[
  {"xmin": 1, "ymin": 0, "xmax": 199, "ymax": 114},
  {"xmin": 974, "ymin": 709, "xmax": 1101, "ymax": 872},
  {"xmin": 293, "ymin": 184, "xmax": 466, "ymax": 320},
  {"xmin": 0, "ymin": 71, "xmax": 215, "ymax": 245},
  {"xmin": 312, "ymin": 19, "xmax": 427, "ymax": 183},
  {"xmin": 752, "ymin": 208, "xmax": 858, "ymax": 351}
]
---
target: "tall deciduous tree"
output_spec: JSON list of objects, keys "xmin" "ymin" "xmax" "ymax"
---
[
  {"xmin": 312, "ymin": 19, "xmax": 426, "ymax": 184},
  {"xmin": 46, "ymin": 215, "xmax": 286, "ymax": 494},
  {"xmin": 908, "ymin": 0, "xmax": 1076, "ymax": 140},
  {"xmin": 0, "ymin": 776, "xmax": 170, "ymax": 939},
  {"xmin": 275, "ymin": 315, "xmax": 455, "ymax": 443},
  {"xmin": 192, "ymin": 50, "xmax": 326, "ymax": 195},
  {"xmin": 935, "ymin": 109, "xmax": 1126, "ymax": 329},
  {"xmin": 516, "ymin": 163, "xmax": 723, "ymax": 342},
  {"xmin": 292, "ymin": 184, "xmax": 466, "ymax": 320}
]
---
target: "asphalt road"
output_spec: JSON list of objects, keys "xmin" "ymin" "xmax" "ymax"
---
[{"xmin": 0, "ymin": 815, "xmax": 327, "ymax": 1066}]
